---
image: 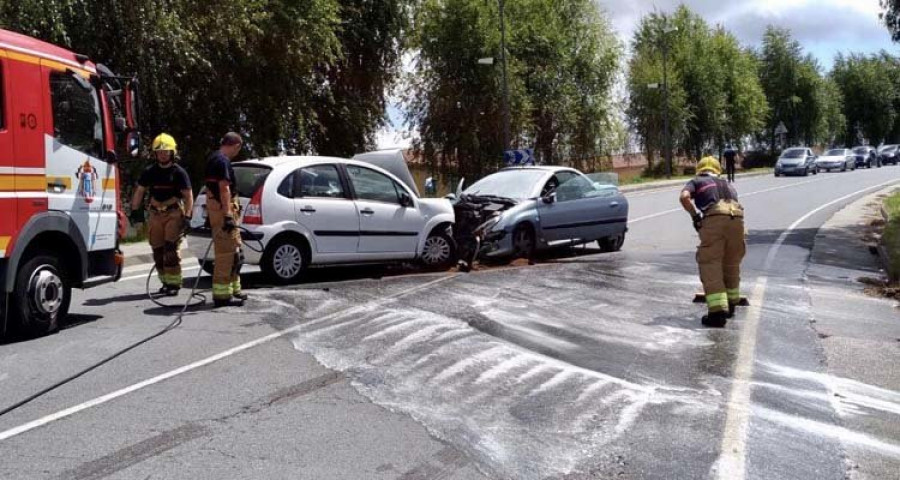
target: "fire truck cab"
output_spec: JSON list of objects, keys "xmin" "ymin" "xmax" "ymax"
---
[{"xmin": 0, "ymin": 29, "xmax": 139, "ymax": 337}]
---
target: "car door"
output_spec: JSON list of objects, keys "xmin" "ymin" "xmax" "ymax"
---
[
  {"xmin": 287, "ymin": 163, "xmax": 359, "ymax": 255},
  {"xmin": 538, "ymin": 171, "xmax": 613, "ymax": 244},
  {"xmin": 345, "ymin": 164, "xmax": 423, "ymax": 256}
]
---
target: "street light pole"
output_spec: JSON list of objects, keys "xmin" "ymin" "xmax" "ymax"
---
[
  {"xmin": 499, "ymin": 0, "xmax": 511, "ymax": 153},
  {"xmin": 662, "ymin": 26, "xmax": 673, "ymax": 179}
]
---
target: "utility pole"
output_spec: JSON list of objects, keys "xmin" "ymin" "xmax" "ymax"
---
[
  {"xmin": 661, "ymin": 23, "xmax": 676, "ymax": 179},
  {"xmin": 499, "ymin": 0, "xmax": 511, "ymax": 153}
]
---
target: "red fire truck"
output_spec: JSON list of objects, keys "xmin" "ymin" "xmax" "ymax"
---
[{"xmin": 0, "ymin": 29, "xmax": 140, "ymax": 337}]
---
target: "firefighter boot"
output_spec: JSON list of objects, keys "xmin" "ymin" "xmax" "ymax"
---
[{"xmin": 702, "ymin": 311, "xmax": 729, "ymax": 328}]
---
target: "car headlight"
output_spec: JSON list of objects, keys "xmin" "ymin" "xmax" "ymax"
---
[{"xmin": 475, "ymin": 216, "xmax": 503, "ymax": 235}]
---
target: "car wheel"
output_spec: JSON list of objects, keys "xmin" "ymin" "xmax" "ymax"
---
[
  {"xmin": 421, "ymin": 230, "xmax": 456, "ymax": 269},
  {"xmin": 262, "ymin": 237, "xmax": 308, "ymax": 284},
  {"xmin": 598, "ymin": 233, "xmax": 626, "ymax": 253},
  {"xmin": 512, "ymin": 224, "xmax": 536, "ymax": 259},
  {"xmin": 774, "ymin": 172, "xmax": 780, "ymax": 177},
  {"xmin": 11, "ymin": 254, "xmax": 71, "ymax": 337},
  {"xmin": 199, "ymin": 260, "xmax": 215, "ymax": 275}
]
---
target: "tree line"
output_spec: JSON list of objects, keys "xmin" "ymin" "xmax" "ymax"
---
[{"xmin": 2, "ymin": 1, "xmax": 900, "ymax": 179}]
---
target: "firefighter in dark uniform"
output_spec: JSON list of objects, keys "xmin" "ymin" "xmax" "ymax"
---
[
  {"xmin": 205, "ymin": 132, "xmax": 246, "ymax": 307},
  {"xmin": 680, "ymin": 156, "xmax": 746, "ymax": 327},
  {"xmin": 723, "ymin": 144, "xmax": 738, "ymax": 183},
  {"xmin": 130, "ymin": 133, "xmax": 194, "ymax": 296}
]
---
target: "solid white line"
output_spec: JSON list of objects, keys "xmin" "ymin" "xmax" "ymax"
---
[
  {"xmin": 629, "ymin": 175, "xmax": 829, "ymax": 224},
  {"xmin": 0, "ymin": 274, "xmax": 458, "ymax": 442},
  {"xmin": 118, "ymin": 266, "xmax": 200, "ymax": 283},
  {"xmin": 715, "ymin": 178, "xmax": 900, "ymax": 480}
]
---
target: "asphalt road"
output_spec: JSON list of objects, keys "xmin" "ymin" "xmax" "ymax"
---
[{"xmin": 1, "ymin": 166, "xmax": 900, "ymax": 480}]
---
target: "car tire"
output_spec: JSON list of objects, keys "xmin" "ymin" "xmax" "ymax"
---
[
  {"xmin": 774, "ymin": 172, "xmax": 780, "ymax": 177},
  {"xmin": 199, "ymin": 260, "xmax": 215, "ymax": 275},
  {"xmin": 11, "ymin": 254, "xmax": 71, "ymax": 337},
  {"xmin": 598, "ymin": 233, "xmax": 626, "ymax": 253},
  {"xmin": 261, "ymin": 236, "xmax": 308, "ymax": 284},
  {"xmin": 512, "ymin": 223, "xmax": 536, "ymax": 260},
  {"xmin": 421, "ymin": 230, "xmax": 456, "ymax": 270}
]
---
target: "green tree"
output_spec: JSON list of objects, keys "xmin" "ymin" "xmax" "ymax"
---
[
  {"xmin": 406, "ymin": 0, "xmax": 621, "ymax": 178},
  {"xmin": 758, "ymin": 26, "xmax": 823, "ymax": 150},
  {"xmin": 832, "ymin": 53, "xmax": 897, "ymax": 146},
  {"xmin": 626, "ymin": 6, "xmax": 767, "ymax": 165},
  {"xmin": 881, "ymin": 0, "xmax": 900, "ymax": 42},
  {"xmin": 0, "ymin": 0, "xmax": 407, "ymax": 177},
  {"xmin": 818, "ymin": 77, "xmax": 847, "ymax": 148}
]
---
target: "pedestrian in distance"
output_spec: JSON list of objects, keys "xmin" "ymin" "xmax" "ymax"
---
[
  {"xmin": 723, "ymin": 144, "xmax": 737, "ymax": 183},
  {"xmin": 679, "ymin": 155, "xmax": 746, "ymax": 328},
  {"xmin": 129, "ymin": 133, "xmax": 194, "ymax": 296},
  {"xmin": 205, "ymin": 132, "xmax": 247, "ymax": 308}
]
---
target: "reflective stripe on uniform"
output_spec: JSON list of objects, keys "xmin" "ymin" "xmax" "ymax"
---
[
  {"xmin": 212, "ymin": 283, "xmax": 233, "ymax": 299},
  {"xmin": 231, "ymin": 280, "xmax": 242, "ymax": 295},
  {"xmin": 706, "ymin": 292, "xmax": 729, "ymax": 312},
  {"xmin": 727, "ymin": 288, "xmax": 741, "ymax": 302}
]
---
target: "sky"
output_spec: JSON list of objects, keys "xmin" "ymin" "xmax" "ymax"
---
[{"xmin": 376, "ymin": 0, "xmax": 898, "ymax": 150}]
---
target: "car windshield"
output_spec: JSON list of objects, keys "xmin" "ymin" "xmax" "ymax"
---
[
  {"xmin": 464, "ymin": 169, "xmax": 549, "ymax": 199},
  {"xmin": 232, "ymin": 164, "xmax": 272, "ymax": 198},
  {"xmin": 781, "ymin": 149, "xmax": 806, "ymax": 158},
  {"xmin": 853, "ymin": 147, "xmax": 868, "ymax": 154},
  {"xmin": 824, "ymin": 149, "xmax": 845, "ymax": 156},
  {"xmin": 585, "ymin": 172, "xmax": 620, "ymax": 187}
]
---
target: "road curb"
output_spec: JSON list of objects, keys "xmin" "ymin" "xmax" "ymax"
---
[{"xmin": 618, "ymin": 170, "xmax": 772, "ymax": 193}]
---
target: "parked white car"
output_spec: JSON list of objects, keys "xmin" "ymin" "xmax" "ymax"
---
[{"xmin": 187, "ymin": 156, "xmax": 456, "ymax": 283}]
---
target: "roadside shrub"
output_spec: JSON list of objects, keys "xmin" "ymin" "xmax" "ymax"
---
[{"xmin": 742, "ymin": 150, "xmax": 778, "ymax": 169}]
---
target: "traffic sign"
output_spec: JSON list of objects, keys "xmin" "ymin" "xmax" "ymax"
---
[
  {"xmin": 774, "ymin": 121, "xmax": 788, "ymax": 136},
  {"xmin": 504, "ymin": 148, "xmax": 535, "ymax": 166}
]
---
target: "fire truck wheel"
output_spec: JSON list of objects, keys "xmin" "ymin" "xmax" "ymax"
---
[{"xmin": 12, "ymin": 254, "xmax": 71, "ymax": 336}]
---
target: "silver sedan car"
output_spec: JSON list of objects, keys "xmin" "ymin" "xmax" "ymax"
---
[
  {"xmin": 815, "ymin": 148, "xmax": 856, "ymax": 172},
  {"xmin": 453, "ymin": 166, "xmax": 629, "ymax": 260}
]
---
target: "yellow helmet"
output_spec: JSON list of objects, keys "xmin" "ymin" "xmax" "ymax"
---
[
  {"xmin": 697, "ymin": 156, "xmax": 722, "ymax": 175},
  {"xmin": 151, "ymin": 133, "xmax": 177, "ymax": 153}
]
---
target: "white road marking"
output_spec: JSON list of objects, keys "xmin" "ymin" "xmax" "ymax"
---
[
  {"xmin": 117, "ymin": 266, "xmax": 200, "ymax": 283},
  {"xmin": 629, "ymin": 175, "xmax": 830, "ymax": 224},
  {"xmin": 0, "ymin": 274, "xmax": 458, "ymax": 442},
  {"xmin": 715, "ymin": 178, "xmax": 900, "ymax": 480}
]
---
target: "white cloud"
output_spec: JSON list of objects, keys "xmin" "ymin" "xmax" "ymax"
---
[{"xmin": 598, "ymin": 0, "xmax": 895, "ymax": 67}]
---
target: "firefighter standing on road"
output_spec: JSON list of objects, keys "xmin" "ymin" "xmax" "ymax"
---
[
  {"xmin": 723, "ymin": 145, "xmax": 738, "ymax": 183},
  {"xmin": 680, "ymin": 156, "xmax": 746, "ymax": 327},
  {"xmin": 205, "ymin": 132, "xmax": 247, "ymax": 308},
  {"xmin": 130, "ymin": 133, "xmax": 194, "ymax": 296}
]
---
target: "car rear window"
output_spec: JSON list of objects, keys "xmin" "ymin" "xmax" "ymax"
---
[{"xmin": 233, "ymin": 164, "xmax": 272, "ymax": 198}]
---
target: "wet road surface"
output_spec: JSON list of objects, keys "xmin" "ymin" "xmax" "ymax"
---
[{"xmin": 1, "ymin": 167, "xmax": 900, "ymax": 479}]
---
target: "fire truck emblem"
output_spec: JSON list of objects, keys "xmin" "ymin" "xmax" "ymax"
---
[{"xmin": 76, "ymin": 159, "xmax": 99, "ymax": 203}]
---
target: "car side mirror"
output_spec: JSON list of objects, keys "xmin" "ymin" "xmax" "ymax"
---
[
  {"xmin": 400, "ymin": 192, "xmax": 413, "ymax": 207},
  {"xmin": 542, "ymin": 192, "xmax": 557, "ymax": 204},
  {"xmin": 105, "ymin": 149, "xmax": 118, "ymax": 164}
]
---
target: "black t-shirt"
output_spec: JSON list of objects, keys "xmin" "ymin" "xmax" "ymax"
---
[
  {"xmin": 138, "ymin": 163, "xmax": 191, "ymax": 202},
  {"xmin": 683, "ymin": 174, "xmax": 738, "ymax": 212},
  {"xmin": 205, "ymin": 151, "xmax": 235, "ymax": 201},
  {"xmin": 724, "ymin": 149, "xmax": 737, "ymax": 163}
]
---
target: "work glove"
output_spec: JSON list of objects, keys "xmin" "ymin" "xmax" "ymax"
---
[
  {"xmin": 692, "ymin": 212, "xmax": 703, "ymax": 232},
  {"xmin": 182, "ymin": 216, "xmax": 193, "ymax": 236},
  {"xmin": 129, "ymin": 209, "xmax": 144, "ymax": 226},
  {"xmin": 223, "ymin": 215, "xmax": 237, "ymax": 233}
]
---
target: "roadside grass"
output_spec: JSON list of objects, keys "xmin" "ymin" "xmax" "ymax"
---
[{"xmin": 881, "ymin": 191, "xmax": 900, "ymax": 281}]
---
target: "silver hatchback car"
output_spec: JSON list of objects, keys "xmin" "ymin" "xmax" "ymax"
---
[{"xmin": 453, "ymin": 167, "xmax": 629, "ymax": 260}]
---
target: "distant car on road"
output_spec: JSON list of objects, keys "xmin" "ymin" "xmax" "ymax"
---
[
  {"xmin": 187, "ymin": 156, "xmax": 456, "ymax": 283},
  {"xmin": 852, "ymin": 146, "xmax": 880, "ymax": 168},
  {"xmin": 815, "ymin": 148, "xmax": 856, "ymax": 172},
  {"xmin": 879, "ymin": 145, "xmax": 899, "ymax": 165},
  {"xmin": 775, "ymin": 148, "xmax": 818, "ymax": 177},
  {"xmin": 451, "ymin": 167, "xmax": 629, "ymax": 261}
]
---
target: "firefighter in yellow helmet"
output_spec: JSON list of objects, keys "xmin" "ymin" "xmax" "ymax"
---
[
  {"xmin": 679, "ymin": 154, "xmax": 746, "ymax": 327},
  {"xmin": 204, "ymin": 132, "xmax": 246, "ymax": 307},
  {"xmin": 130, "ymin": 133, "xmax": 194, "ymax": 296}
]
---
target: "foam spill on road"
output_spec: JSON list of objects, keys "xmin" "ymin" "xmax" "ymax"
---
[{"xmin": 281, "ymin": 263, "xmax": 723, "ymax": 479}]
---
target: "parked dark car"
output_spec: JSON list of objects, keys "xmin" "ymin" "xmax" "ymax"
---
[
  {"xmin": 852, "ymin": 146, "xmax": 880, "ymax": 168},
  {"xmin": 775, "ymin": 147, "xmax": 818, "ymax": 177},
  {"xmin": 879, "ymin": 145, "xmax": 899, "ymax": 165}
]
